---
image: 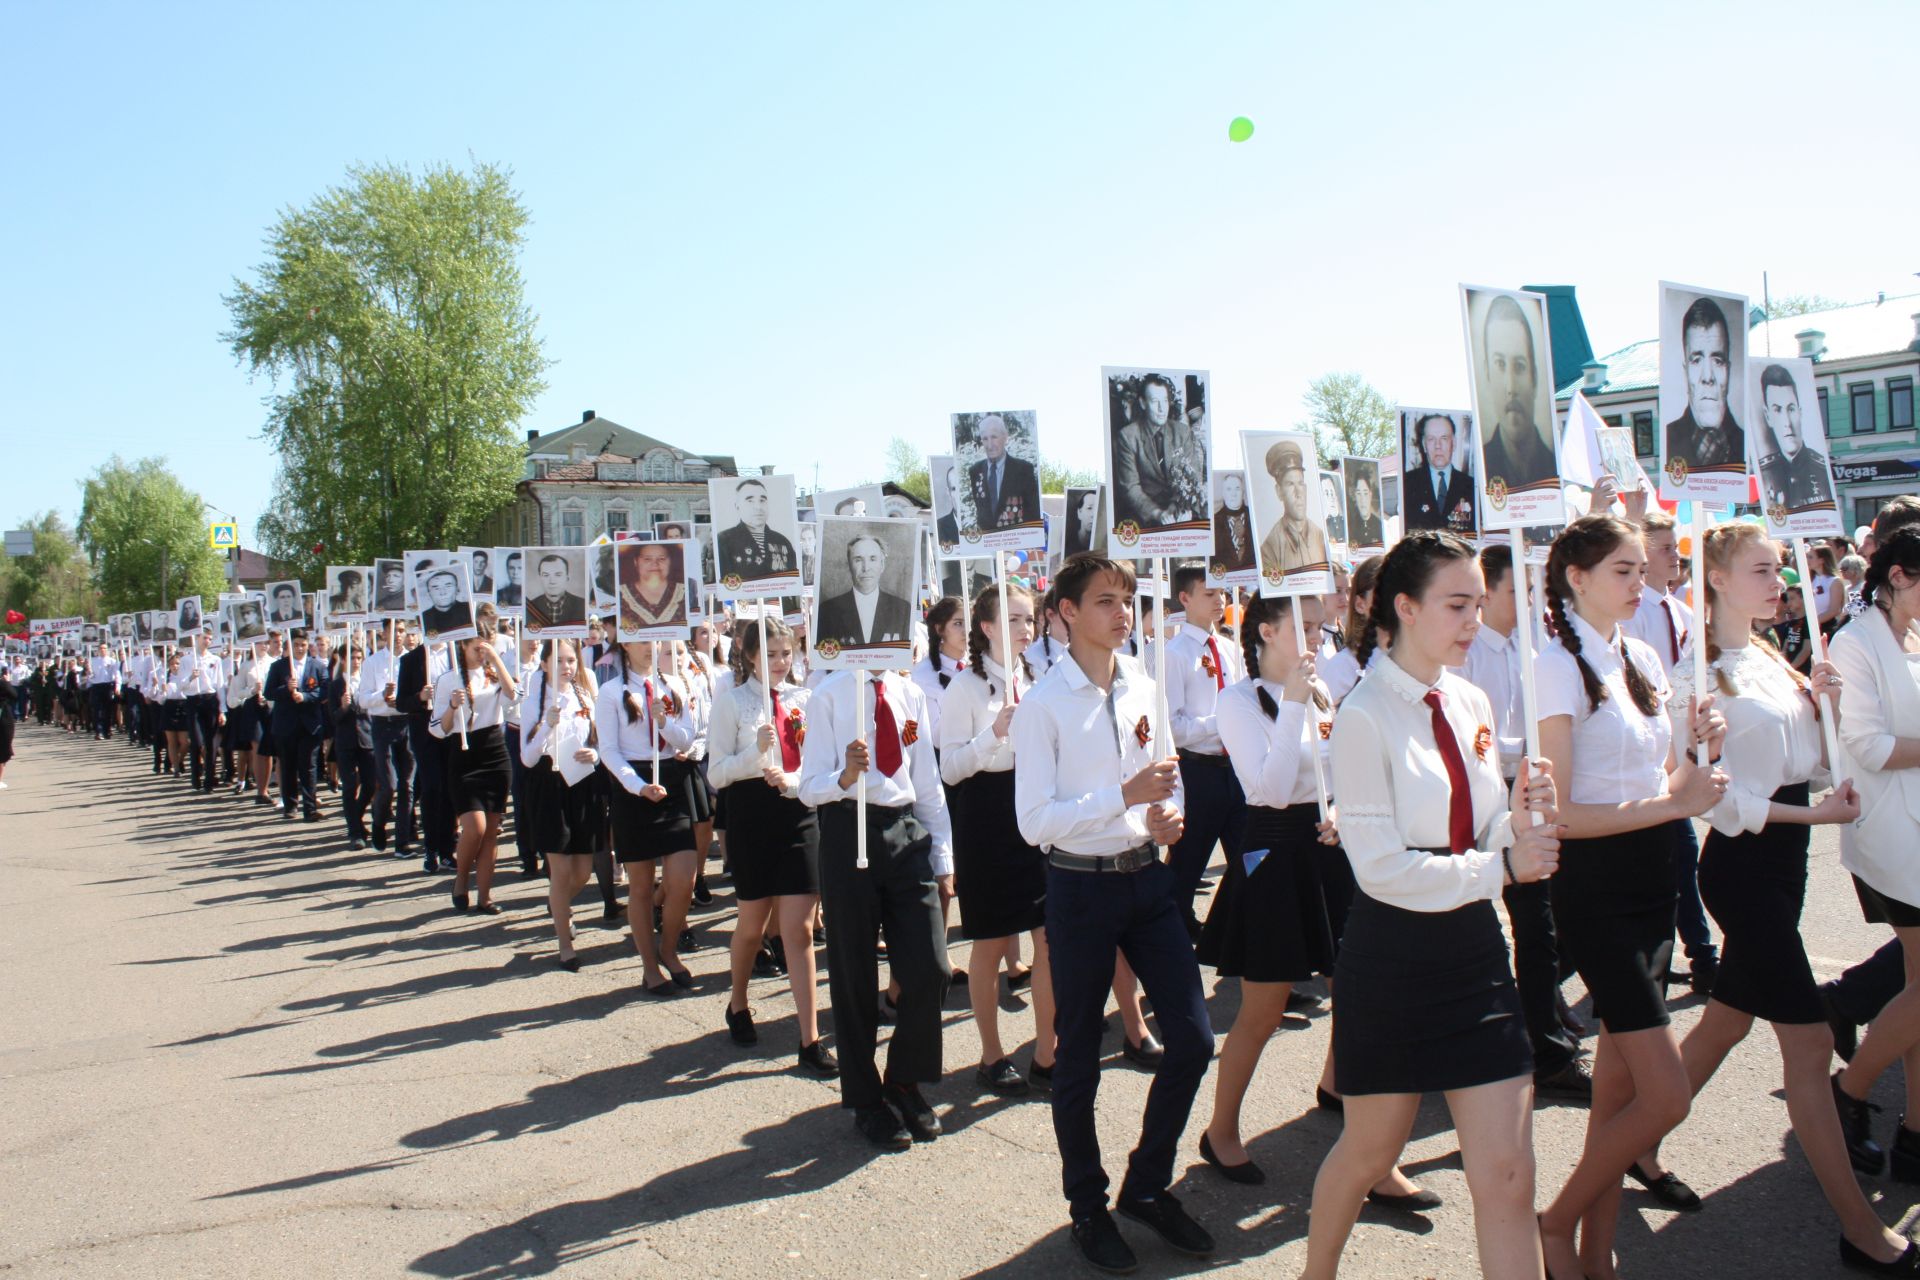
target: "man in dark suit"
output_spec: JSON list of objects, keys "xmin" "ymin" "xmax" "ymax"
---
[
  {"xmin": 817, "ymin": 534, "xmax": 912, "ymax": 648},
  {"xmin": 1664, "ymin": 295, "xmax": 1746, "ymax": 474},
  {"xmin": 265, "ymin": 631, "xmax": 327, "ymax": 821},
  {"xmin": 418, "ymin": 570, "xmax": 473, "ymax": 639},
  {"xmin": 495, "ymin": 552, "xmax": 523, "ymax": 606},
  {"xmin": 966, "ymin": 414, "xmax": 1041, "ymax": 531},
  {"xmin": 1113, "ymin": 374, "xmax": 1204, "ymax": 529},
  {"xmin": 1404, "ymin": 412, "xmax": 1478, "ymax": 533},
  {"xmin": 716, "ymin": 478, "xmax": 799, "ymax": 582},
  {"xmin": 527, "ymin": 553, "xmax": 587, "ymax": 630},
  {"xmin": 1756, "ymin": 361, "xmax": 1834, "ymax": 514},
  {"xmin": 397, "ymin": 635, "xmax": 453, "ymax": 872},
  {"xmin": 935, "ymin": 464, "xmax": 961, "ymax": 548}
]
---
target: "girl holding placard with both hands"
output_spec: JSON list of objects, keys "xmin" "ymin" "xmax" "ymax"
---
[
  {"xmin": 519, "ymin": 639, "xmax": 609, "ymax": 973},
  {"xmin": 430, "ymin": 619, "xmax": 518, "ymax": 914}
]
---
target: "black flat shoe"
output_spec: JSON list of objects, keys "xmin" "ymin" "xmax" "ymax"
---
[
  {"xmin": 601, "ymin": 906, "xmax": 623, "ymax": 927},
  {"xmin": 1822, "ymin": 981, "xmax": 1860, "ymax": 1063},
  {"xmin": 1626, "ymin": 1161, "xmax": 1701, "ymax": 1211},
  {"xmin": 798, "ymin": 1039, "xmax": 839, "ymax": 1077},
  {"xmin": 1115, "ymin": 1189, "xmax": 1214, "ymax": 1258},
  {"xmin": 475, "ymin": 902, "xmax": 502, "ymax": 915},
  {"xmin": 1121, "ymin": 1034, "xmax": 1163, "ymax": 1070},
  {"xmin": 976, "ymin": 1057, "xmax": 1029, "ymax": 1096},
  {"xmin": 557, "ymin": 954, "xmax": 581, "ymax": 972},
  {"xmin": 1835, "ymin": 1074, "xmax": 1888, "ymax": 1175},
  {"xmin": 1006, "ymin": 966, "xmax": 1032, "ymax": 993},
  {"xmin": 1286, "ymin": 988, "xmax": 1324, "ymax": 1014},
  {"xmin": 725, "ymin": 1004, "xmax": 757, "ymax": 1047},
  {"xmin": 1535, "ymin": 1059, "xmax": 1595, "ymax": 1102},
  {"xmin": 1198, "ymin": 1132, "xmax": 1265, "ymax": 1185},
  {"xmin": 1841, "ymin": 1237, "xmax": 1920, "ymax": 1274},
  {"xmin": 667, "ymin": 967, "xmax": 695, "ymax": 989},
  {"xmin": 451, "ymin": 890, "xmax": 470, "ymax": 912},
  {"xmin": 854, "ymin": 1102, "xmax": 911, "ymax": 1151},
  {"xmin": 1071, "ymin": 1207, "xmax": 1138, "ymax": 1275},
  {"xmin": 1366, "ymin": 1186, "xmax": 1442, "ymax": 1213},
  {"xmin": 1891, "ymin": 1116, "xmax": 1920, "ymax": 1185},
  {"xmin": 1316, "ymin": 1085, "xmax": 1344, "ymax": 1114},
  {"xmin": 1026, "ymin": 1059, "xmax": 1054, "ymax": 1093},
  {"xmin": 884, "ymin": 1082, "xmax": 941, "ymax": 1141},
  {"xmin": 691, "ymin": 875, "xmax": 713, "ymax": 905},
  {"xmin": 644, "ymin": 978, "xmax": 678, "ymax": 999}
]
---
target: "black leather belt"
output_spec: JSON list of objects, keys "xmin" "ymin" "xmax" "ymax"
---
[
  {"xmin": 1048, "ymin": 843, "xmax": 1160, "ymax": 873},
  {"xmin": 1176, "ymin": 749, "xmax": 1231, "ymax": 768}
]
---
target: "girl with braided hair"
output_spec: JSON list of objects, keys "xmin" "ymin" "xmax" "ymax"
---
[
  {"xmin": 431, "ymin": 623, "xmax": 518, "ymax": 913},
  {"xmin": 1646, "ymin": 523, "xmax": 1909, "ymax": 1271},
  {"xmin": 1536, "ymin": 513, "xmax": 1730, "ymax": 1279},
  {"xmin": 519, "ymin": 639, "xmax": 609, "ymax": 972},
  {"xmin": 938, "ymin": 582, "xmax": 1053, "ymax": 1095},
  {"xmin": 911, "ymin": 596, "xmax": 967, "ymax": 744},
  {"xmin": 1319, "ymin": 555, "xmax": 1385, "ymax": 703},
  {"xmin": 1304, "ymin": 531, "xmax": 1562, "ymax": 1280}
]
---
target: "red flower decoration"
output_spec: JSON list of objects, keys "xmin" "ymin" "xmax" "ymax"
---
[
  {"xmin": 902, "ymin": 718, "xmax": 919, "ymax": 746},
  {"xmin": 1318, "ymin": 719, "xmax": 1332, "ymax": 740},
  {"xmin": 1199, "ymin": 652, "xmax": 1217, "ymax": 679},
  {"xmin": 787, "ymin": 705, "xmax": 806, "ymax": 747},
  {"xmin": 1134, "ymin": 715, "xmax": 1151, "ymax": 748},
  {"xmin": 1473, "ymin": 725, "xmax": 1492, "ymax": 762}
]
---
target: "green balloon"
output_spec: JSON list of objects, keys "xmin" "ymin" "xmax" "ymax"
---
[{"xmin": 1228, "ymin": 116, "xmax": 1254, "ymax": 142}]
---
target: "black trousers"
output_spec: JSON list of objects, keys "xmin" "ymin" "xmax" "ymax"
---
[
  {"xmin": 1828, "ymin": 938, "xmax": 1905, "ymax": 1026},
  {"xmin": 1504, "ymin": 877, "xmax": 1577, "ymax": 1076},
  {"xmin": 1168, "ymin": 751, "xmax": 1245, "ymax": 927},
  {"xmin": 337, "ymin": 737, "xmax": 376, "ymax": 843},
  {"xmin": 89, "ymin": 683, "xmax": 116, "ymax": 737},
  {"xmin": 410, "ymin": 716, "xmax": 454, "ymax": 859},
  {"xmin": 188, "ymin": 694, "xmax": 220, "ymax": 791},
  {"xmin": 126, "ymin": 690, "xmax": 145, "ymax": 744},
  {"xmin": 1673, "ymin": 818, "xmax": 1715, "ymax": 964},
  {"xmin": 818, "ymin": 801, "xmax": 949, "ymax": 1110},
  {"xmin": 278, "ymin": 724, "xmax": 318, "ymax": 816},
  {"xmin": 371, "ymin": 715, "xmax": 416, "ymax": 850}
]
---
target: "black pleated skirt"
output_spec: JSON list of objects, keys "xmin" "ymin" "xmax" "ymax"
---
[
  {"xmin": 609, "ymin": 755, "xmax": 696, "ymax": 861},
  {"xmin": 527, "ymin": 755, "xmax": 609, "ymax": 856},
  {"xmin": 1552, "ymin": 822, "xmax": 1682, "ymax": 1034},
  {"xmin": 721, "ymin": 778, "xmax": 819, "ymax": 900},
  {"xmin": 1333, "ymin": 890, "xmax": 1531, "ymax": 1096},
  {"xmin": 950, "ymin": 768, "xmax": 1046, "ymax": 940},
  {"xmin": 1700, "ymin": 783, "xmax": 1824, "ymax": 1025},
  {"xmin": 161, "ymin": 699, "xmax": 190, "ymax": 731},
  {"xmin": 446, "ymin": 723, "xmax": 511, "ymax": 815},
  {"xmin": 1199, "ymin": 803, "xmax": 1352, "ymax": 982}
]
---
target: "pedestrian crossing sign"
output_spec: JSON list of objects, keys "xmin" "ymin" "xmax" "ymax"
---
[{"xmin": 209, "ymin": 521, "xmax": 238, "ymax": 550}]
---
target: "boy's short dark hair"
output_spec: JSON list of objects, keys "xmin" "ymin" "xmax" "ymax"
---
[
  {"xmin": 1055, "ymin": 553, "xmax": 1138, "ymax": 607},
  {"xmin": 1170, "ymin": 563, "xmax": 1208, "ymax": 601},
  {"xmin": 1478, "ymin": 542, "xmax": 1513, "ymax": 589}
]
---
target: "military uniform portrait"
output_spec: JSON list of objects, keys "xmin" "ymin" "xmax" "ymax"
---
[
  {"xmin": 707, "ymin": 474, "xmax": 802, "ymax": 595},
  {"xmin": 1242, "ymin": 429, "xmax": 1332, "ymax": 595},
  {"xmin": 1751, "ymin": 356, "xmax": 1842, "ymax": 540},
  {"xmin": 952, "ymin": 409, "xmax": 1044, "ymax": 549}
]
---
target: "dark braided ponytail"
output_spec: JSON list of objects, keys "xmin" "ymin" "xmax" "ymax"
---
[
  {"xmin": 924, "ymin": 596, "xmax": 963, "ymax": 686},
  {"xmin": 1240, "ymin": 593, "xmax": 1329, "ymax": 719},
  {"xmin": 1544, "ymin": 514, "xmax": 1660, "ymax": 716},
  {"xmin": 1863, "ymin": 526, "xmax": 1920, "ymax": 615},
  {"xmin": 967, "ymin": 582, "xmax": 1035, "ymax": 695},
  {"xmin": 617, "ymin": 645, "xmax": 644, "ymax": 723},
  {"xmin": 1356, "ymin": 531, "xmax": 1478, "ymax": 673}
]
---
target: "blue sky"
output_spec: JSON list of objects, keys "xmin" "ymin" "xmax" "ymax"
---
[{"xmin": 4, "ymin": 1, "xmax": 1915, "ymax": 545}]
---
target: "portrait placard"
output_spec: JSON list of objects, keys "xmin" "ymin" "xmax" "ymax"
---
[
  {"xmin": 707, "ymin": 474, "xmax": 803, "ymax": 596},
  {"xmin": 616, "ymin": 539, "xmax": 693, "ymax": 642},
  {"xmin": 325, "ymin": 566, "xmax": 372, "ymax": 621},
  {"xmin": 230, "ymin": 598, "xmax": 267, "ymax": 644},
  {"xmin": 1659, "ymin": 281, "xmax": 1751, "ymax": 506},
  {"xmin": 400, "ymin": 551, "xmax": 448, "ymax": 616},
  {"xmin": 1749, "ymin": 355, "xmax": 1841, "ymax": 539},
  {"xmin": 1206, "ymin": 470, "xmax": 1258, "ymax": 588},
  {"xmin": 1062, "ymin": 486, "xmax": 1105, "ymax": 559},
  {"xmin": 491, "ymin": 547, "xmax": 525, "ymax": 616},
  {"xmin": 817, "ymin": 484, "xmax": 886, "ymax": 520},
  {"xmin": 1340, "ymin": 457, "xmax": 1388, "ymax": 556},
  {"xmin": 415, "ymin": 559, "xmax": 476, "ymax": 644},
  {"xmin": 589, "ymin": 536, "xmax": 616, "ymax": 616},
  {"xmin": 951, "ymin": 410, "xmax": 1045, "ymax": 553},
  {"xmin": 174, "ymin": 595, "xmax": 204, "ymax": 637},
  {"xmin": 459, "ymin": 546, "xmax": 497, "ymax": 604},
  {"xmin": 372, "ymin": 558, "xmax": 408, "ymax": 619},
  {"xmin": 1461, "ymin": 286, "xmax": 1564, "ymax": 530},
  {"xmin": 1319, "ymin": 470, "xmax": 1348, "ymax": 548},
  {"xmin": 809, "ymin": 517, "xmax": 922, "ymax": 669},
  {"xmin": 1243, "ymin": 429, "xmax": 1334, "ymax": 597},
  {"xmin": 521, "ymin": 547, "xmax": 590, "ymax": 639},
  {"xmin": 1595, "ymin": 426, "xmax": 1653, "ymax": 500},
  {"xmin": 1399, "ymin": 406, "xmax": 1479, "ymax": 537},
  {"xmin": 1102, "ymin": 366, "xmax": 1214, "ymax": 557}
]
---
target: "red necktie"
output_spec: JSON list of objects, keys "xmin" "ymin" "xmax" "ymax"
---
[
  {"xmin": 871, "ymin": 676, "xmax": 903, "ymax": 777},
  {"xmin": 1204, "ymin": 636, "xmax": 1226, "ymax": 691},
  {"xmin": 770, "ymin": 688, "xmax": 800, "ymax": 772},
  {"xmin": 1664, "ymin": 599, "xmax": 1680, "ymax": 666},
  {"xmin": 1422, "ymin": 689, "xmax": 1475, "ymax": 855}
]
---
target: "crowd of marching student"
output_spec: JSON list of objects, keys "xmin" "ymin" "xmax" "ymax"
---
[{"xmin": 10, "ymin": 497, "xmax": 1920, "ymax": 1278}]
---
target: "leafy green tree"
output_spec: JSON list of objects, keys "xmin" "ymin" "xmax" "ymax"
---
[
  {"xmin": 1765, "ymin": 292, "xmax": 1842, "ymax": 320},
  {"xmin": 224, "ymin": 161, "xmax": 549, "ymax": 578},
  {"xmin": 883, "ymin": 437, "xmax": 932, "ymax": 503},
  {"xmin": 78, "ymin": 456, "xmax": 227, "ymax": 613},
  {"xmin": 1040, "ymin": 458, "xmax": 1100, "ymax": 493},
  {"xmin": 1, "ymin": 512, "xmax": 97, "ymax": 620},
  {"xmin": 1298, "ymin": 372, "xmax": 1396, "ymax": 461}
]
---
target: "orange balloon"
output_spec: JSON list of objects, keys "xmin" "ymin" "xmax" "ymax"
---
[{"xmin": 1678, "ymin": 535, "xmax": 1694, "ymax": 556}]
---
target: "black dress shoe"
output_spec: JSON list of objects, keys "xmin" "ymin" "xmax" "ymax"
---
[
  {"xmin": 1115, "ymin": 1189, "xmax": 1214, "ymax": 1257},
  {"xmin": 1822, "ymin": 982, "xmax": 1860, "ymax": 1064},
  {"xmin": 1027, "ymin": 1059, "xmax": 1054, "ymax": 1093},
  {"xmin": 1841, "ymin": 1237, "xmax": 1920, "ymax": 1274},
  {"xmin": 1006, "ymin": 966, "xmax": 1033, "ymax": 993},
  {"xmin": 601, "ymin": 905, "xmax": 623, "ymax": 927},
  {"xmin": 557, "ymin": 954, "xmax": 581, "ymax": 973},
  {"xmin": 976, "ymin": 1057, "xmax": 1029, "ymax": 1096},
  {"xmin": 1535, "ymin": 1059, "xmax": 1595, "ymax": 1102},
  {"xmin": 1070, "ymin": 1207, "xmax": 1138, "ymax": 1275},
  {"xmin": 1835, "ymin": 1074, "xmax": 1888, "ymax": 1175},
  {"xmin": 1285, "ymin": 987, "xmax": 1324, "ymax": 1014},
  {"xmin": 855, "ymin": 1103, "xmax": 911, "ymax": 1151},
  {"xmin": 691, "ymin": 874, "xmax": 713, "ymax": 905},
  {"xmin": 667, "ymin": 967, "xmax": 694, "ymax": 990},
  {"xmin": 753, "ymin": 946, "xmax": 784, "ymax": 978},
  {"xmin": 1366, "ymin": 1186, "xmax": 1443, "ymax": 1212},
  {"xmin": 644, "ymin": 978, "xmax": 679, "ymax": 999},
  {"xmin": 475, "ymin": 902, "xmax": 502, "ymax": 916},
  {"xmin": 725, "ymin": 1004, "xmax": 757, "ymax": 1047},
  {"xmin": 1315, "ymin": 1085, "xmax": 1345, "ymax": 1114},
  {"xmin": 797, "ymin": 1039, "xmax": 839, "ymax": 1077},
  {"xmin": 949, "ymin": 966, "xmax": 969, "ymax": 990},
  {"xmin": 1121, "ymin": 1034, "xmax": 1163, "ymax": 1070},
  {"xmin": 1626, "ymin": 1161, "xmax": 1701, "ymax": 1211},
  {"xmin": 884, "ymin": 1083, "xmax": 940, "ymax": 1141},
  {"xmin": 1198, "ymin": 1132, "xmax": 1265, "ymax": 1185}
]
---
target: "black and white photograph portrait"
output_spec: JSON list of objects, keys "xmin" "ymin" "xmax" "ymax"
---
[
  {"xmin": 1399, "ymin": 407, "xmax": 1479, "ymax": 536},
  {"xmin": 402, "ymin": 551, "xmax": 445, "ymax": 615},
  {"xmin": 263, "ymin": 580, "xmax": 301, "ymax": 628},
  {"xmin": 1462, "ymin": 285, "xmax": 1563, "ymax": 530},
  {"xmin": 1341, "ymin": 457, "xmax": 1386, "ymax": 553},
  {"xmin": 1751, "ymin": 355, "xmax": 1841, "ymax": 539},
  {"xmin": 810, "ymin": 516, "xmax": 921, "ymax": 665},
  {"xmin": 1208, "ymin": 470, "xmax": 1256, "ymax": 585},
  {"xmin": 1063, "ymin": 486, "xmax": 1103, "ymax": 558},
  {"xmin": 952, "ymin": 410, "xmax": 1044, "ymax": 550},
  {"xmin": 461, "ymin": 546, "xmax": 495, "ymax": 600},
  {"xmin": 492, "ymin": 548, "xmax": 525, "ymax": 611},
  {"xmin": 1241, "ymin": 428, "xmax": 1333, "ymax": 596},
  {"xmin": 1102, "ymin": 366, "xmax": 1212, "ymax": 555},
  {"xmin": 326, "ymin": 566, "xmax": 371, "ymax": 620},
  {"xmin": 372, "ymin": 559, "xmax": 407, "ymax": 616},
  {"xmin": 929, "ymin": 455, "xmax": 963, "ymax": 554},
  {"xmin": 232, "ymin": 599, "xmax": 267, "ymax": 643},
  {"xmin": 1659, "ymin": 280, "xmax": 1750, "ymax": 504},
  {"xmin": 1319, "ymin": 471, "xmax": 1347, "ymax": 546},
  {"xmin": 522, "ymin": 546, "xmax": 590, "ymax": 637},
  {"xmin": 150, "ymin": 607, "xmax": 177, "ymax": 644},
  {"xmin": 707, "ymin": 473, "xmax": 802, "ymax": 594},
  {"xmin": 131, "ymin": 611, "xmax": 152, "ymax": 643},
  {"xmin": 816, "ymin": 484, "xmax": 885, "ymax": 520},
  {"xmin": 797, "ymin": 513, "xmax": 819, "ymax": 589},
  {"xmin": 113, "ymin": 613, "xmax": 134, "ymax": 642},
  {"xmin": 416, "ymin": 560, "xmax": 476, "ymax": 644},
  {"xmin": 617, "ymin": 539, "xmax": 691, "ymax": 641},
  {"xmin": 175, "ymin": 596, "xmax": 203, "ymax": 636}
]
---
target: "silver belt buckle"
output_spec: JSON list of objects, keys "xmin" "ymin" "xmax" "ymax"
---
[{"xmin": 1115, "ymin": 844, "xmax": 1155, "ymax": 873}]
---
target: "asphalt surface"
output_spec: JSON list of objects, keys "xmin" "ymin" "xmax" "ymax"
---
[{"xmin": 2, "ymin": 721, "xmax": 1917, "ymax": 1278}]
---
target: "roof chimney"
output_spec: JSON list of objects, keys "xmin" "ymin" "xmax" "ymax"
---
[
  {"xmin": 1910, "ymin": 313, "xmax": 1920, "ymax": 353},
  {"xmin": 526, "ymin": 429, "xmax": 540, "ymax": 442},
  {"xmin": 1580, "ymin": 360, "xmax": 1607, "ymax": 392},
  {"xmin": 581, "ymin": 410, "xmax": 596, "ymax": 423},
  {"xmin": 1795, "ymin": 329, "xmax": 1827, "ymax": 360}
]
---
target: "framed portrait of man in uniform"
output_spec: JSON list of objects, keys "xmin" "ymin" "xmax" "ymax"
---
[
  {"xmin": 1659, "ymin": 281, "xmax": 1750, "ymax": 506},
  {"xmin": 1242, "ymin": 429, "xmax": 1333, "ymax": 597},
  {"xmin": 952, "ymin": 410, "xmax": 1044, "ymax": 552},
  {"xmin": 707, "ymin": 474, "xmax": 803, "ymax": 597},
  {"xmin": 1750, "ymin": 355, "xmax": 1841, "ymax": 540}
]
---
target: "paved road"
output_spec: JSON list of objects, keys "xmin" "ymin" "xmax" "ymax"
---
[{"xmin": 2, "ymin": 721, "xmax": 1916, "ymax": 1278}]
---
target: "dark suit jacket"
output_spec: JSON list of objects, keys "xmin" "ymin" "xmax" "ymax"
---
[
  {"xmin": 1481, "ymin": 422, "xmax": 1557, "ymax": 493},
  {"xmin": 1348, "ymin": 512, "xmax": 1384, "ymax": 546},
  {"xmin": 1211, "ymin": 507, "xmax": 1254, "ymax": 572},
  {"xmin": 327, "ymin": 673, "xmax": 372, "ymax": 749},
  {"xmin": 817, "ymin": 590, "xmax": 912, "ymax": 647},
  {"xmin": 265, "ymin": 655, "xmax": 326, "ymax": 738},
  {"xmin": 1403, "ymin": 466, "xmax": 1476, "ymax": 531},
  {"xmin": 1113, "ymin": 421, "xmax": 1203, "ymax": 527},
  {"xmin": 527, "ymin": 590, "xmax": 587, "ymax": 630},
  {"xmin": 420, "ymin": 603, "xmax": 473, "ymax": 638},
  {"xmin": 396, "ymin": 645, "xmax": 433, "ymax": 730},
  {"xmin": 495, "ymin": 583, "xmax": 522, "ymax": 606},
  {"xmin": 936, "ymin": 511, "xmax": 959, "ymax": 547},
  {"xmin": 1664, "ymin": 407, "xmax": 1745, "ymax": 471},
  {"xmin": 967, "ymin": 455, "xmax": 1041, "ymax": 531}
]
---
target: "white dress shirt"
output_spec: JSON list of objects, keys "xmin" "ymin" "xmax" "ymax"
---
[
  {"xmin": 1165, "ymin": 623, "xmax": 1245, "ymax": 755},
  {"xmin": 1330, "ymin": 654, "xmax": 1514, "ymax": 911},
  {"xmin": 1537, "ymin": 609, "xmax": 1673, "ymax": 806},
  {"xmin": 798, "ymin": 668, "xmax": 954, "ymax": 875},
  {"xmin": 355, "ymin": 647, "xmax": 404, "ymax": 718},
  {"xmin": 1319, "ymin": 645, "xmax": 1385, "ymax": 705},
  {"xmin": 225, "ymin": 655, "xmax": 268, "ymax": 710},
  {"xmin": 1457, "ymin": 624, "xmax": 1525, "ymax": 777},
  {"xmin": 1217, "ymin": 677, "xmax": 1332, "ymax": 809},
  {"xmin": 429, "ymin": 667, "xmax": 510, "ymax": 736},
  {"xmin": 1623, "ymin": 588, "xmax": 1693, "ymax": 681},
  {"xmin": 708, "ymin": 676, "xmax": 806, "ymax": 798},
  {"xmin": 679, "ymin": 652, "xmax": 716, "ymax": 761},
  {"xmin": 1025, "ymin": 634, "xmax": 1065, "ymax": 678},
  {"xmin": 595, "ymin": 669, "xmax": 695, "ymax": 794},
  {"xmin": 496, "ymin": 638, "xmax": 523, "ymax": 727},
  {"xmin": 1670, "ymin": 640, "xmax": 1824, "ymax": 837},
  {"xmin": 1010, "ymin": 651, "xmax": 1182, "ymax": 857},
  {"xmin": 519, "ymin": 676, "xmax": 596, "ymax": 768},
  {"xmin": 938, "ymin": 657, "xmax": 1026, "ymax": 784},
  {"xmin": 87, "ymin": 656, "xmax": 119, "ymax": 688},
  {"xmin": 1829, "ymin": 607, "xmax": 1920, "ymax": 902},
  {"xmin": 911, "ymin": 651, "xmax": 967, "ymax": 745}
]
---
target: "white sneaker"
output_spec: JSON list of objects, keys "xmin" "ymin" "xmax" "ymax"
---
[{"xmin": 0, "ymin": 781, "xmax": 9, "ymax": 790}]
